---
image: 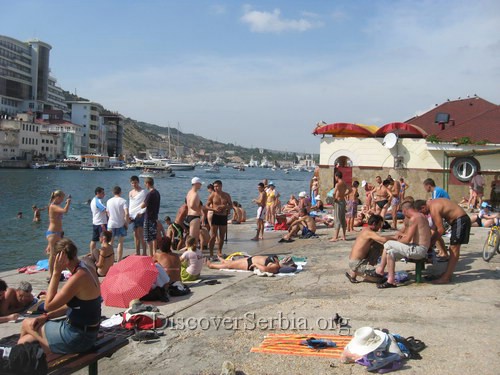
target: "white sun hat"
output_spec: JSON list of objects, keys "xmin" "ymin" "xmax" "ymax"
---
[{"xmin": 346, "ymin": 326, "xmax": 388, "ymax": 356}]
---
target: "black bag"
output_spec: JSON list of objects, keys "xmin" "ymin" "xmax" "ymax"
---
[{"xmin": 0, "ymin": 342, "xmax": 48, "ymax": 375}]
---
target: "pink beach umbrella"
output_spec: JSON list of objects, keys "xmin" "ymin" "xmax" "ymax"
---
[{"xmin": 101, "ymin": 255, "xmax": 158, "ymax": 308}]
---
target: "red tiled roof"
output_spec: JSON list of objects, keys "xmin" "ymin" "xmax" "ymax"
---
[{"xmin": 406, "ymin": 97, "xmax": 500, "ymax": 144}]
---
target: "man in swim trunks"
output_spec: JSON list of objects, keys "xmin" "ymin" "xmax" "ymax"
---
[
  {"xmin": 141, "ymin": 177, "xmax": 161, "ymax": 256},
  {"xmin": 0, "ymin": 280, "xmax": 34, "ymax": 323},
  {"xmin": 252, "ymin": 182, "xmax": 267, "ymax": 241},
  {"xmin": 372, "ymin": 176, "xmax": 393, "ymax": 223},
  {"xmin": 168, "ymin": 202, "xmax": 188, "ymax": 250},
  {"xmin": 280, "ymin": 208, "xmax": 316, "ymax": 242},
  {"xmin": 346, "ymin": 181, "xmax": 359, "ymax": 233},
  {"xmin": 330, "ymin": 171, "xmax": 349, "ymax": 242},
  {"xmin": 206, "ymin": 180, "xmax": 233, "ymax": 257},
  {"xmin": 418, "ymin": 198, "xmax": 471, "ymax": 284},
  {"xmin": 376, "ymin": 201, "xmax": 431, "ymax": 288},
  {"xmin": 346, "ymin": 215, "xmax": 388, "ymax": 283},
  {"xmin": 186, "ymin": 177, "xmax": 204, "ymax": 247}
]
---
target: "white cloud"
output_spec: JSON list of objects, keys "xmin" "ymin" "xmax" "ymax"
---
[
  {"xmin": 240, "ymin": 6, "xmax": 323, "ymax": 33},
  {"xmin": 210, "ymin": 4, "xmax": 227, "ymax": 15}
]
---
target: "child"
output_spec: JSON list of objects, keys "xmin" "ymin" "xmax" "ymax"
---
[
  {"xmin": 92, "ymin": 230, "xmax": 114, "ymax": 276},
  {"xmin": 179, "ymin": 236, "xmax": 203, "ymax": 282}
]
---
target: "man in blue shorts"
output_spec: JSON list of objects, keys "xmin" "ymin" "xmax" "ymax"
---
[
  {"xmin": 141, "ymin": 177, "xmax": 160, "ymax": 257},
  {"xmin": 90, "ymin": 187, "xmax": 107, "ymax": 254}
]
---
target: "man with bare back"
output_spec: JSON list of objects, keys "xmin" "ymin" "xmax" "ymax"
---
[
  {"xmin": 168, "ymin": 201, "xmax": 188, "ymax": 250},
  {"xmin": 207, "ymin": 180, "xmax": 233, "ymax": 257},
  {"xmin": 330, "ymin": 171, "xmax": 349, "ymax": 242},
  {"xmin": 252, "ymin": 182, "xmax": 267, "ymax": 241},
  {"xmin": 419, "ymin": 198, "xmax": 471, "ymax": 284},
  {"xmin": 346, "ymin": 215, "xmax": 388, "ymax": 283},
  {"xmin": 186, "ymin": 177, "xmax": 204, "ymax": 247},
  {"xmin": 376, "ymin": 201, "xmax": 431, "ymax": 288}
]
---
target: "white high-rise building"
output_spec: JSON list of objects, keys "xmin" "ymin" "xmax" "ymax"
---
[{"xmin": 67, "ymin": 101, "xmax": 105, "ymax": 154}]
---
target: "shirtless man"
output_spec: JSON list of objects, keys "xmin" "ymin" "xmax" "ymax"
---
[
  {"xmin": 330, "ymin": 171, "xmax": 349, "ymax": 242},
  {"xmin": 362, "ymin": 180, "xmax": 375, "ymax": 209},
  {"xmin": 231, "ymin": 201, "xmax": 242, "ymax": 223},
  {"xmin": 252, "ymin": 182, "xmax": 267, "ymax": 241},
  {"xmin": 167, "ymin": 201, "xmax": 188, "ymax": 250},
  {"xmin": 32, "ymin": 205, "xmax": 46, "ymax": 223},
  {"xmin": 186, "ymin": 177, "xmax": 204, "ymax": 247},
  {"xmin": 346, "ymin": 215, "xmax": 388, "ymax": 283},
  {"xmin": 129, "ymin": 175, "xmax": 147, "ymax": 255},
  {"xmin": 279, "ymin": 208, "xmax": 316, "ymax": 242},
  {"xmin": 207, "ymin": 180, "xmax": 233, "ymax": 257},
  {"xmin": 419, "ymin": 198, "xmax": 471, "ymax": 284},
  {"xmin": 376, "ymin": 201, "xmax": 431, "ymax": 288},
  {"xmin": 206, "ymin": 255, "xmax": 296, "ymax": 274},
  {"xmin": 0, "ymin": 280, "xmax": 34, "ymax": 323},
  {"xmin": 390, "ymin": 178, "xmax": 402, "ymax": 230},
  {"xmin": 372, "ymin": 177, "xmax": 393, "ymax": 222}
]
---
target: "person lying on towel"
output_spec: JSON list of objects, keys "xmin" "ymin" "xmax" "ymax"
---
[{"xmin": 206, "ymin": 255, "xmax": 296, "ymax": 274}]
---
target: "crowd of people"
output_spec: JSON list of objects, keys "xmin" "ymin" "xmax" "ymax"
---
[{"xmin": 1, "ymin": 170, "xmax": 497, "ymax": 360}]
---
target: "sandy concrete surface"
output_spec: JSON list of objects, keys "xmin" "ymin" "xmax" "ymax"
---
[{"xmin": 1, "ymin": 222, "xmax": 499, "ymax": 375}]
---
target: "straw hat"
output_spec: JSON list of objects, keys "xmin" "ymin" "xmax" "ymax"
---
[{"xmin": 346, "ymin": 327, "xmax": 388, "ymax": 356}]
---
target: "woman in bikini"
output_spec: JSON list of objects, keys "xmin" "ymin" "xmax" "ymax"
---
[
  {"xmin": 18, "ymin": 238, "xmax": 101, "ymax": 354},
  {"xmin": 206, "ymin": 255, "xmax": 296, "ymax": 274},
  {"xmin": 92, "ymin": 230, "xmax": 114, "ymax": 277},
  {"xmin": 46, "ymin": 190, "xmax": 71, "ymax": 280}
]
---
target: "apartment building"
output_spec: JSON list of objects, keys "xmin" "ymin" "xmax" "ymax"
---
[
  {"xmin": 0, "ymin": 35, "xmax": 67, "ymax": 115},
  {"xmin": 67, "ymin": 101, "xmax": 105, "ymax": 154},
  {"xmin": 102, "ymin": 112, "xmax": 124, "ymax": 156}
]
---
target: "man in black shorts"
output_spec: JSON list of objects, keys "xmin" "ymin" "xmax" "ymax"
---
[
  {"xmin": 141, "ymin": 177, "xmax": 160, "ymax": 256},
  {"xmin": 424, "ymin": 198, "xmax": 471, "ymax": 284},
  {"xmin": 206, "ymin": 180, "xmax": 233, "ymax": 257}
]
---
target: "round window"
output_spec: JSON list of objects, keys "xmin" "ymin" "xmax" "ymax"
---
[{"xmin": 452, "ymin": 157, "xmax": 478, "ymax": 182}]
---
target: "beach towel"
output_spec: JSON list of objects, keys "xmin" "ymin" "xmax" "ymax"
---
[
  {"xmin": 251, "ymin": 333, "xmax": 352, "ymax": 358},
  {"xmin": 220, "ymin": 260, "xmax": 307, "ymax": 277}
]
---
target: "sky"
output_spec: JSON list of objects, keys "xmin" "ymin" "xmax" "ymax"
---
[{"xmin": 2, "ymin": 0, "xmax": 500, "ymax": 153}]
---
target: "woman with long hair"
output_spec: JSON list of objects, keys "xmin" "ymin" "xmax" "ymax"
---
[
  {"xmin": 18, "ymin": 238, "xmax": 101, "ymax": 354},
  {"xmin": 46, "ymin": 190, "xmax": 71, "ymax": 279}
]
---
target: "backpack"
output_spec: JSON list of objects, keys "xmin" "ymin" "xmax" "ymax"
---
[{"xmin": 122, "ymin": 305, "xmax": 168, "ymax": 330}]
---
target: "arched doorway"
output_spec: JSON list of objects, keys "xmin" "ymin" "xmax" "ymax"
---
[{"xmin": 334, "ymin": 156, "xmax": 353, "ymax": 185}]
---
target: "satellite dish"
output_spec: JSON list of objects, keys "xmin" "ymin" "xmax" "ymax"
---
[{"xmin": 383, "ymin": 133, "xmax": 398, "ymax": 149}]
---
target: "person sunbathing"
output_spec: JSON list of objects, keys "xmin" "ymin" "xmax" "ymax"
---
[
  {"xmin": 471, "ymin": 202, "xmax": 499, "ymax": 227},
  {"xmin": 0, "ymin": 280, "xmax": 34, "ymax": 323},
  {"xmin": 282, "ymin": 195, "xmax": 299, "ymax": 213},
  {"xmin": 206, "ymin": 255, "xmax": 296, "ymax": 274}
]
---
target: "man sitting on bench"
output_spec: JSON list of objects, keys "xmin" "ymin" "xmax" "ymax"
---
[
  {"xmin": 376, "ymin": 201, "xmax": 431, "ymax": 288},
  {"xmin": 18, "ymin": 238, "xmax": 101, "ymax": 354},
  {"xmin": 345, "ymin": 215, "xmax": 389, "ymax": 283}
]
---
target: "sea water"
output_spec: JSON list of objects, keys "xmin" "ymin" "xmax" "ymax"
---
[{"xmin": 0, "ymin": 167, "xmax": 313, "ymax": 271}]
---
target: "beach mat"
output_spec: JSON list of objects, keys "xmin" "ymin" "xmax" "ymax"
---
[{"xmin": 251, "ymin": 333, "xmax": 352, "ymax": 358}]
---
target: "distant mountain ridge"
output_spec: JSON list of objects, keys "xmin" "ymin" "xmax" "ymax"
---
[{"xmin": 62, "ymin": 91, "xmax": 311, "ymax": 162}]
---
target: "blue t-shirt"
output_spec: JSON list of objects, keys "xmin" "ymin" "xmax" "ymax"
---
[{"xmin": 432, "ymin": 187, "xmax": 450, "ymax": 199}]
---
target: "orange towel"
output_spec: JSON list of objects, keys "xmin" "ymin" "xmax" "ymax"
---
[{"xmin": 251, "ymin": 333, "xmax": 352, "ymax": 358}]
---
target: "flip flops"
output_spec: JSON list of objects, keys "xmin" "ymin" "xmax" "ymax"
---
[
  {"xmin": 300, "ymin": 337, "xmax": 336, "ymax": 349},
  {"xmin": 345, "ymin": 272, "xmax": 361, "ymax": 284},
  {"xmin": 365, "ymin": 269, "xmax": 386, "ymax": 280},
  {"xmin": 366, "ymin": 352, "xmax": 401, "ymax": 372},
  {"xmin": 377, "ymin": 281, "xmax": 397, "ymax": 289}
]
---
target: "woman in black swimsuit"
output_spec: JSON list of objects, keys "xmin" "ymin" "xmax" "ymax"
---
[{"xmin": 206, "ymin": 255, "xmax": 296, "ymax": 274}]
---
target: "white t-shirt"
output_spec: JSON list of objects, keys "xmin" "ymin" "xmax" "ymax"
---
[
  {"xmin": 181, "ymin": 249, "xmax": 203, "ymax": 276},
  {"xmin": 106, "ymin": 196, "xmax": 128, "ymax": 229},
  {"xmin": 129, "ymin": 189, "xmax": 147, "ymax": 219},
  {"xmin": 91, "ymin": 197, "xmax": 107, "ymax": 225}
]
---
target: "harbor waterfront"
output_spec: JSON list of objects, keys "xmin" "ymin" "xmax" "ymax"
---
[{"xmin": 0, "ymin": 167, "xmax": 313, "ymax": 271}]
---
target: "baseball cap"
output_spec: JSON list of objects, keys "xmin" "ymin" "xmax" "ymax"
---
[
  {"xmin": 361, "ymin": 180, "xmax": 367, "ymax": 187},
  {"xmin": 191, "ymin": 177, "xmax": 203, "ymax": 185},
  {"xmin": 481, "ymin": 202, "xmax": 491, "ymax": 208},
  {"xmin": 298, "ymin": 191, "xmax": 306, "ymax": 198}
]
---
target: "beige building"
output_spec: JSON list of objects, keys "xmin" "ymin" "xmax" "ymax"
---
[{"xmin": 314, "ymin": 97, "xmax": 500, "ymax": 203}]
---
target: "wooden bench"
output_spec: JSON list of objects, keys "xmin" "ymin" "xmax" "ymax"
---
[{"xmin": 47, "ymin": 334, "xmax": 129, "ymax": 375}]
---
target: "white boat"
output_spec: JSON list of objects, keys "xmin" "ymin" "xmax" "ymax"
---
[
  {"xmin": 164, "ymin": 161, "xmax": 195, "ymax": 171},
  {"xmin": 139, "ymin": 167, "xmax": 175, "ymax": 178},
  {"xmin": 205, "ymin": 165, "xmax": 220, "ymax": 173},
  {"xmin": 30, "ymin": 163, "xmax": 51, "ymax": 169}
]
